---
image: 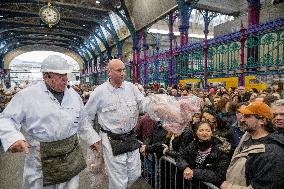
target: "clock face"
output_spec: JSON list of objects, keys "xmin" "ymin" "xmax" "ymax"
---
[{"xmin": 39, "ymin": 5, "xmax": 60, "ymax": 26}]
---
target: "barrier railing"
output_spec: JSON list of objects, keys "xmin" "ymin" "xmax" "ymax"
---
[
  {"xmin": 142, "ymin": 153, "xmax": 159, "ymax": 189},
  {"xmin": 141, "ymin": 154, "xmax": 220, "ymax": 189}
]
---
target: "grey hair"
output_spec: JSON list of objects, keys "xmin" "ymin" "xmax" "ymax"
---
[{"xmin": 271, "ymin": 99, "xmax": 284, "ymax": 108}]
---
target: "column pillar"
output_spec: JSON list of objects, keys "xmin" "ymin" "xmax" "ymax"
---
[
  {"xmin": 142, "ymin": 29, "xmax": 148, "ymax": 85},
  {"xmin": 247, "ymin": 0, "xmax": 261, "ymax": 68},
  {"xmin": 176, "ymin": 0, "xmax": 198, "ymax": 47},
  {"xmin": 169, "ymin": 12, "xmax": 174, "ymax": 86},
  {"xmin": 200, "ymin": 10, "xmax": 217, "ymax": 88},
  {"xmin": 247, "ymin": 0, "xmax": 261, "ymax": 27},
  {"xmin": 132, "ymin": 31, "xmax": 143, "ymax": 83},
  {"xmin": 117, "ymin": 42, "xmax": 123, "ymax": 60},
  {"xmin": 239, "ymin": 21, "xmax": 247, "ymax": 86}
]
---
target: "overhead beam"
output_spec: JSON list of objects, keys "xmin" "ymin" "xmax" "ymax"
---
[{"xmin": 0, "ymin": 0, "xmax": 110, "ymax": 14}]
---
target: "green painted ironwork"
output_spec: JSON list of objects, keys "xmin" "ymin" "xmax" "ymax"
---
[
  {"xmin": 158, "ymin": 58, "xmax": 169, "ymax": 86},
  {"xmin": 228, "ymin": 42, "xmax": 241, "ymax": 70},
  {"xmin": 139, "ymin": 61, "xmax": 145, "ymax": 85},
  {"xmin": 147, "ymin": 62, "xmax": 154, "ymax": 84},
  {"xmin": 125, "ymin": 63, "xmax": 131, "ymax": 81},
  {"xmin": 246, "ymin": 30, "xmax": 284, "ymax": 68},
  {"xmin": 174, "ymin": 48, "xmax": 204, "ymax": 80},
  {"xmin": 136, "ymin": 20, "xmax": 283, "ymax": 86},
  {"xmin": 245, "ymin": 35, "xmax": 260, "ymax": 68},
  {"xmin": 208, "ymin": 42, "xmax": 241, "ymax": 72}
]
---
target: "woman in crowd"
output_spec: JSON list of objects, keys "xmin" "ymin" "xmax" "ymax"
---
[{"xmin": 177, "ymin": 121, "xmax": 231, "ymax": 188}]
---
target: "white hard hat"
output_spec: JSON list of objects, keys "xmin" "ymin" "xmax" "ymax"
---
[{"xmin": 41, "ymin": 55, "xmax": 73, "ymax": 74}]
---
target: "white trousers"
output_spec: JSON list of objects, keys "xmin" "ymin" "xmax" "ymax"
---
[{"xmin": 101, "ymin": 132, "xmax": 141, "ymax": 189}]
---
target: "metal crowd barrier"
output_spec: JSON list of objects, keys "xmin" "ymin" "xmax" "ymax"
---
[
  {"xmin": 141, "ymin": 154, "xmax": 219, "ymax": 189},
  {"xmin": 141, "ymin": 153, "xmax": 159, "ymax": 189}
]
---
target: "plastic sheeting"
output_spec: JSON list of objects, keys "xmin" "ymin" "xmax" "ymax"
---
[
  {"xmin": 86, "ymin": 148, "xmax": 108, "ymax": 188},
  {"xmin": 144, "ymin": 94, "xmax": 202, "ymax": 135}
]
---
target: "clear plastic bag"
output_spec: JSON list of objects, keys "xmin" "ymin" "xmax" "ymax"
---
[
  {"xmin": 86, "ymin": 148, "xmax": 108, "ymax": 188},
  {"xmin": 144, "ymin": 94, "xmax": 181, "ymax": 122},
  {"xmin": 144, "ymin": 94, "xmax": 202, "ymax": 135}
]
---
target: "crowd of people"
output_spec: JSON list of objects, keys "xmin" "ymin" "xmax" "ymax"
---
[
  {"xmin": 0, "ymin": 81, "xmax": 95, "ymax": 113},
  {"xmin": 135, "ymin": 80, "xmax": 284, "ymax": 188},
  {"xmin": 0, "ymin": 55, "xmax": 283, "ymax": 189}
]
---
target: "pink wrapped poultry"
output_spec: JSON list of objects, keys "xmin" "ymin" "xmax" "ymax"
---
[{"xmin": 145, "ymin": 94, "xmax": 202, "ymax": 135}]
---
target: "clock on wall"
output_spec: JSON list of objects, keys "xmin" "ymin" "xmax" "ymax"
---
[{"xmin": 39, "ymin": 2, "xmax": 60, "ymax": 28}]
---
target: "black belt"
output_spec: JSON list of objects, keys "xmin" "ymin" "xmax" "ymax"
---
[
  {"xmin": 100, "ymin": 127, "xmax": 134, "ymax": 140},
  {"xmin": 100, "ymin": 127, "xmax": 140, "ymax": 156}
]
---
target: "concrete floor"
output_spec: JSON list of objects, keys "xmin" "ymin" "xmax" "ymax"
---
[{"xmin": 0, "ymin": 142, "xmax": 151, "ymax": 189}]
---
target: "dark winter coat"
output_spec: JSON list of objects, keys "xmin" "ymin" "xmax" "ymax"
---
[
  {"xmin": 245, "ymin": 132, "xmax": 284, "ymax": 188},
  {"xmin": 145, "ymin": 122, "xmax": 167, "ymax": 158},
  {"xmin": 164, "ymin": 127, "xmax": 194, "ymax": 159},
  {"xmin": 227, "ymin": 122, "xmax": 245, "ymax": 152},
  {"xmin": 227, "ymin": 131, "xmax": 284, "ymax": 189},
  {"xmin": 177, "ymin": 137, "xmax": 231, "ymax": 187}
]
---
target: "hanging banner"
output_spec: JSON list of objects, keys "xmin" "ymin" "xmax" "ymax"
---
[
  {"xmin": 208, "ymin": 77, "xmax": 239, "ymax": 90},
  {"xmin": 245, "ymin": 75, "xmax": 267, "ymax": 91},
  {"xmin": 179, "ymin": 79, "xmax": 201, "ymax": 87}
]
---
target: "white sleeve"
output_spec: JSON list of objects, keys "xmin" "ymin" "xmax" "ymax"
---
[
  {"xmin": 80, "ymin": 88, "xmax": 101, "ymax": 146},
  {"xmin": 132, "ymin": 84, "xmax": 147, "ymax": 113},
  {"xmin": 78, "ymin": 107, "xmax": 101, "ymax": 146},
  {"xmin": 84, "ymin": 88, "xmax": 100, "ymax": 121},
  {"xmin": 0, "ymin": 93, "xmax": 26, "ymax": 151}
]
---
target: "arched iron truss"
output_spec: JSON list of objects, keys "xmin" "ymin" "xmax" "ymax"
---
[{"xmin": 0, "ymin": 0, "xmax": 132, "ymax": 68}]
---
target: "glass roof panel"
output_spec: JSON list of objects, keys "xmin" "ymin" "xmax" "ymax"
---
[
  {"xmin": 100, "ymin": 25, "xmax": 111, "ymax": 40},
  {"xmin": 109, "ymin": 11, "xmax": 130, "ymax": 40}
]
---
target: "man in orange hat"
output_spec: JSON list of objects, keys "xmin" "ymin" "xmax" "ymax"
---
[{"xmin": 221, "ymin": 101, "xmax": 284, "ymax": 189}]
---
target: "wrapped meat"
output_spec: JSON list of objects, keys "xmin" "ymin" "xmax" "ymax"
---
[{"xmin": 145, "ymin": 94, "xmax": 201, "ymax": 134}]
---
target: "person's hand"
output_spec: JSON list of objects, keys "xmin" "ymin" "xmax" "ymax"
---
[
  {"xmin": 220, "ymin": 181, "xmax": 232, "ymax": 189},
  {"xmin": 162, "ymin": 144, "xmax": 169, "ymax": 155},
  {"xmin": 90, "ymin": 141, "xmax": 102, "ymax": 156},
  {"xmin": 140, "ymin": 144, "xmax": 146, "ymax": 156},
  {"xmin": 9, "ymin": 140, "xmax": 29, "ymax": 154},
  {"xmin": 183, "ymin": 167, "xmax": 193, "ymax": 180}
]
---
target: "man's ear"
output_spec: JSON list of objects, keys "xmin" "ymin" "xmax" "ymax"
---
[{"xmin": 258, "ymin": 117, "xmax": 266, "ymax": 126}]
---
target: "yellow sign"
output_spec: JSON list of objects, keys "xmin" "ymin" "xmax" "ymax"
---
[
  {"xmin": 179, "ymin": 79, "xmax": 201, "ymax": 87},
  {"xmin": 178, "ymin": 76, "xmax": 267, "ymax": 91},
  {"xmin": 207, "ymin": 77, "xmax": 238, "ymax": 90},
  {"xmin": 245, "ymin": 76, "xmax": 267, "ymax": 91}
]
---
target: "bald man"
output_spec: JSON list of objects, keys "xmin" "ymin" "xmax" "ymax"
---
[{"xmin": 85, "ymin": 59, "xmax": 145, "ymax": 189}]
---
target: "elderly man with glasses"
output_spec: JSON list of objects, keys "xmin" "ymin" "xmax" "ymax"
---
[{"xmin": 0, "ymin": 55, "xmax": 100, "ymax": 189}]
